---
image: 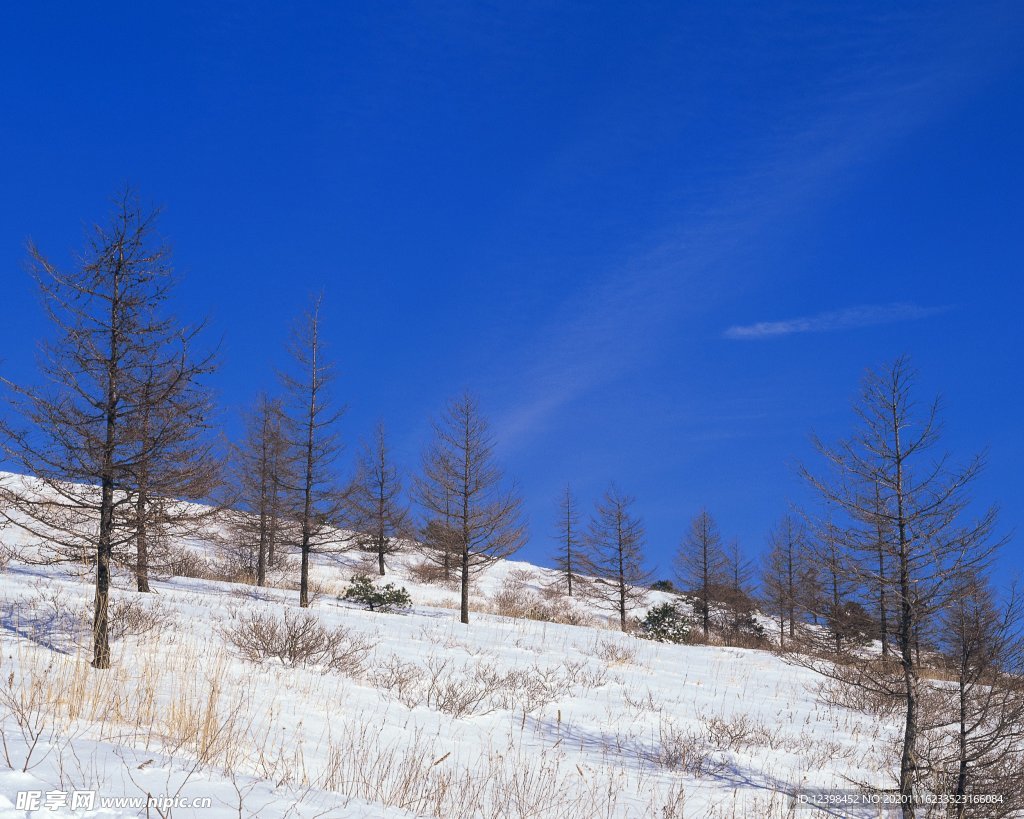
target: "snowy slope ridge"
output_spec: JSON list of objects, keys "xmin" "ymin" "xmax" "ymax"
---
[{"xmin": 0, "ymin": 477, "xmax": 901, "ymax": 818}]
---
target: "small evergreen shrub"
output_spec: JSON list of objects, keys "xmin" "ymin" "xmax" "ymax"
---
[
  {"xmin": 343, "ymin": 574, "xmax": 412, "ymax": 613},
  {"xmin": 638, "ymin": 602, "xmax": 692, "ymax": 644}
]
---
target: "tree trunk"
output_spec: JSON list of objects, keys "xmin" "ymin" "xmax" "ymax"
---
[
  {"xmin": 787, "ymin": 539, "xmax": 795, "ymax": 640},
  {"xmin": 93, "ymin": 476, "xmax": 114, "ymax": 669},
  {"xmin": 256, "ymin": 506, "xmax": 267, "ymax": 587},
  {"xmin": 894, "ymin": 417, "xmax": 917, "ymax": 819},
  {"xmin": 135, "ymin": 489, "xmax": 151, "ymax": 593},
  {"xmin": 93, "ymin": 263, "xmax": 120, "ymax": 671},
  {"xmin": 879, "ymin": 543, "xmax": 889, "ymax": 660},
  {"xmin": 954, "ymin": 674, "xmax": 968, "ymax": 818},
  {"xmin": 460, "ymin": 543, "xmax": 470, "ymax": 625},
  {"xmin": 899, "ymin": 658, "xmax": 918, "ymax": 819},
  {"xmin": 377, "ymin": 490, "xmax": 387, "ymax": 575},
  {"xmin": 702, "ymin": 540, "xmax": 710, "ymax": 640},
  {"xmin": 299, "ymin": 391, "xmax": 315, "ymax": 608}
]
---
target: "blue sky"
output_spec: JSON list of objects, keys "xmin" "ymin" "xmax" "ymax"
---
[{"xmin": 1, "ymin": 2, "xmax": 1022, "ymax": 582}]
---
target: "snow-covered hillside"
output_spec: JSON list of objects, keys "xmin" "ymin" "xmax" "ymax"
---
[{"xmin": 0, "ymin": 492, "xmax": 903, "ymax": 818}]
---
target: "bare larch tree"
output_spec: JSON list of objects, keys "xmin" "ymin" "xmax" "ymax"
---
[
  {"xmin": 280, "ymin": 294, "xmax": 345, "ymax": 608},
  {"xmin": 415, "ymin": 392, "xmax": 526, "ymax": 624},
  {"xmin": 762, "ymin": 514, "xmax": 805, "ymax": 649},
  {"xmin": 230, "ymin": 393, "xmax": 295, "ymax": 585},
  {"xmin": 121, "ymin": 347, "xmax": 220, "ymax": 592},
  {"xmin": 675, "ymin": 509, "xmax": 727, "ymax": 641},
  {"xmin": 0, "ymin": 190, "xmax": 212, "ymax": 668},
  {"xmin": 721, "ymin": 539, "xmax": 756, "ymax": 643},
  {"xmin": 931, "ymin": 574, "xmax": 1024, "ymax": 818},
  {"xmin": 583, "ymin": 486, "xmax": 651, "ymax": 631},
  {"xmin": 551, "ymin": 483, "xmax": 582, "ymax": 596},
  {"xmin": 801, "ymin": 356, "xmax": 1004, "ymax": 818},
  {"xmin": 345, "ymin": 421, "xmax": 411, "ymax": 576}
]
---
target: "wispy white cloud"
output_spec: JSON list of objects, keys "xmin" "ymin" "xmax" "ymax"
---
[
  {"xmin": 723, "ymin": 303, "xmax": 949, "ymax": 340},
  {"xmin": 487, "ymin": 6, "xmax": 1013, "ymax": 451}
]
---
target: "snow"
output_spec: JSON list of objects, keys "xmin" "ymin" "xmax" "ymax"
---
[{"xmin": 0, "ymin": 474, "xmax": 902, "ymax": 818}]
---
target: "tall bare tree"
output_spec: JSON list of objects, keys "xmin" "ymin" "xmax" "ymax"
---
[
  {"xmin": 0, "ymin": 190, "xmax": 212, "ymax": 668},
  {"xmin": 551, "ymin": 483, "xmax": 582, "ymax": 596},
  {"xmin": 230, "ymin": 393, "xmax": 295, "ymax": 586},
  {"xmin": 675, "ymin": 509, "xmax": 727, "ymax": 641},
  {"xmin": 583, "ymin": 486, "xmax": 651, "ymax": 631},
  {"xmin": 345, "ymin": 421, "xmax": 411, "ymax": 576},
  {"xmin": 762, "ymin": 514, "xmax": 805, "ymax": 649},
  {"xmin": 933, "ymin": 575, "xmax": 1024, "ymax": 818},
  {"xmin": 801, "ymin": 356, "xmax": 1004, "ymax": 817},
  {"xmin": 281, "ymin": 294, "xmax": 345, "ymax": 607},
  {"xmin": 121, "ymin": 351, "xmax": 221, "ymax": 592},
  {"xmin": 720, "ymin": 540, "xmax": 758, "ymax": 644},
  {"xmin": 415, "ymin": 392, "xmax": 526, "ymax": 624}
]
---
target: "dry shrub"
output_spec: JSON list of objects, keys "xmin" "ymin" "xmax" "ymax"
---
[
  {"xmin": 492, "ymin": 580, "xmax": 553, "ymax": 621},
  {"xmin": 374, "ymin": 656, "xmax": 426, "ymax": 708},
  {"xmin": 594, "ymin": 638, "xmax": 636, "ymax": 665},
  {"xmin": 700, "ymin": 712, "xmax": 781, "ymax": 752},
  {"xmin": 491, "ymin": 573, "xmax": 596, "ymax": 627},
  {"xmin": 562, "ymin": 659, "xmax": 610, "ymax": 690},
  {"xmin": 653, "ymin": 720, "xmax": 713, "ymax": 775},
  {"xmin": 165, "ymin": 545, "xmax": 218, "ymax": 580},
  {"xmin": 817, "ymin": 672, "xmax": 903, "ymax": 718},
  {"xmin": 4, "ymin": 582, "xmax": 90, "ymax": 651},
  {"xmin": 651, "ymin": 712, "xmax": 786, "ymax": 776},
  {"xmin": 423, "ymin": 657, "xmax": 495, "ymax": 718},
  {"xmin": 408, "ymin": 559, "xmax": 457, "ymax": 587},
  {"xmin": 0, "ymin": 663, "xmax": 64, "ymax": 772},
  {"xmin": 372, "ymin": 654, "xmax": 575, "ymax": 718},
  {"xmin": 539, "ymin": 580, "xmax": 568, "ymax": 601},
  {"xmin": 222, "ymin": 609, "xmax": 374, "ymax": 675},
  {"xmin": 107, "ymin": 595, "xmax": 169, "ymax": 641}
]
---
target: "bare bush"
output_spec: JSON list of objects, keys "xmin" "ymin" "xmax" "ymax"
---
[
  {"xmin": 594, "ymin": 638, "xmax": 637, "ymax": 665},
  {"xmin": 221, "ymin": 609, "xmax": 374, "ymax": 674},
  {"xmin": 491, "ymin": 576, "xmax": 599, "ymax": 628},
  {"xmin": 423, "ymin": 657, "xmax": 495, "ymax": 718},
  {"xmin": 700, "ymin": 713, "xmax": 781, "ymax": 752},
  {"xmin": 373, "ymin": 656, "xmax": 427, "ymax": 708},
  {"xmin": 492, "ymin": 576, "xmax": 554, "ymax": 621},
  {"xmin": 408, "ymin": 558, "xmax": 457, "ymax": 587},
  {"xmin": 165, "ymin": 546, "xmax": 220, "ymax": 580},
  {"xmin": 652, "ymin": 720, "xmax": 712, "ymax": 775},
  {"xmin": 107, "ymin": 596, "xmax": 168, "ymax": 641},
  {"xmin": 0, "ymin": 667, "xmax": 62, "ymax": 772},
  {"xmin": 372, "ymin": 654, "xmax": 575, "ymax": 718},
  {"xmin": 818, "ymin": 672, "xmax": 903, "ymax": 718},
  {"xmin": 562, "ymin": 659, "xmax": 610, "ymax": 691}
]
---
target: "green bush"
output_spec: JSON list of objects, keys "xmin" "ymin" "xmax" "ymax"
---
[
  {"xmin": 342, "ymin": 574, "xmax": 412, "ymax": 613},
  {"xmin": 638, "ymin": 602, "xmax": 692, "ymax": 644}
]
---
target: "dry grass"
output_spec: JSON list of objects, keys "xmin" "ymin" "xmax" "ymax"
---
[
  {"xmin": 0, "ymin": 638, "xmax": 250, "ymax": 773},
  {"xmin": 0, "ymin": 636, "xmax": 675, "ymax": 817}
]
